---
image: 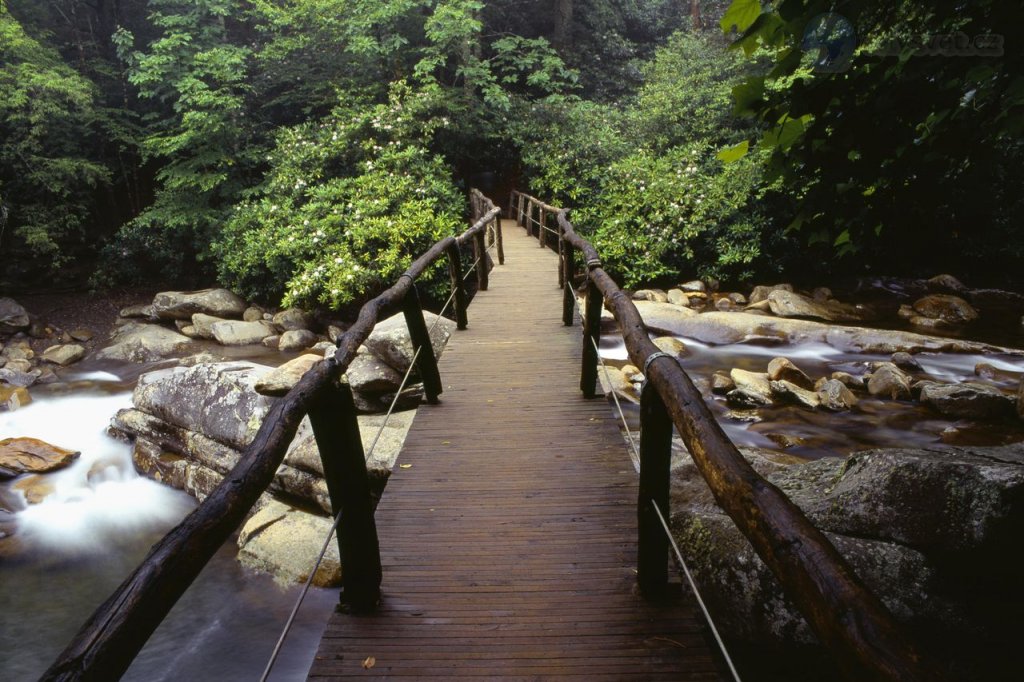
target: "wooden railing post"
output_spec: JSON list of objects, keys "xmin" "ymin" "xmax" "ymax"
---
[
  {"xmin": 495, "ymin": 215, "xmax": 505, "ymax": 265},
  {"xmin": 562, "ymin": 242, "xmax": 575, "ymax": 327},
  {"xmin": 473, "ymin": 228, "xmax": 489, "ymax": 291},
  {"xmin": 538, "ymin": 208, "xmax": 547, "ymax": 248},
  {"xmin": 446, "ymin": 243, "xmax": 469, "ymax": 330},
  {"xmin": 518, "ymin": 194, "xmax": 526, "ymax": 228},
  {"xmin": 580, "ymin": 277, "xmax": 601, "ymax": 398},
  {"xmin": 402, "ymin": 284, "xmax": 443, "ymax": 403},
  {"xmin": 638, "ymin": 380, "xmax": 672, "ymax": 598},
  {"xmin": 309, "ymin": 381, "xmax": 382, "ymax": 611}
]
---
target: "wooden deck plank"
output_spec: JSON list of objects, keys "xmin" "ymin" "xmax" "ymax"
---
[{"xmin": 308, "ymin": 220, "xmax": 725, "ymax": 680}]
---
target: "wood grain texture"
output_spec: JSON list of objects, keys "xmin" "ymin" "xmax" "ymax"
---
[{"xmin": 309, "ymin": 221, "xmax": 725, "ymax": 680}]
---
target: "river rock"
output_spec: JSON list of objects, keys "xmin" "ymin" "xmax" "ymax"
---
[
  {"xmin": 0, "ymin": 367, "xmax": 40, "ymax": 387},
  {"xmin": 262, "ymin": 335, "xmax": 280, "ymax": 350},
  {"xmin": 364, "ymin": 312, "xmax": 455, "ymax": 374},
  {"xmin": 152, "ymin": 288, "xmax": 247, "ymax": 321},
  {"xmin": 12, "ymin": 474, "xmax": 56, "ymax": 505},
  {"xmin": 254, "ymin": 354, "xmax": 322, "ymax": 397},
  {"xmin": 726, "ymin": 388, "xmax": 773, "ymax": 409},
  {"xmin": 817, "ymin": 379, "xmax": 858, "ymax": 411},
  {"xmin": 652, "ymin": 336, "xmax": 688, "ymax": 358},
  {"xmin": 68, "ymin": 328, "xmax": 94, "ymax": 342},
  {"xmin": 974, "ymin": 363, "xmax": 1022, "ymax": 385},
  {"xmin": 272, "ymin": 308, "xmax": 314, "ymax": 332},
  {"xmin": 242, "ymin": 306, "xmax": 264, "ymax": 322},
  {"xmin": 119, "ymin": 303, "xmax": 158, "ymax": 320},
  {"xmin": 237, "ymin": 500, "xmax": 341, "ymax": 587},
  {"xmin": 867, "ymin": 364, "xmax": 912, "ymax": 400},
  {"xmin": 890, "ymin": 351, "xmax": 923, "ymax": 373},
  {"xmin": 730, "ymin": 369, "xmax": 772, "ymax": 401},
  {"xmin": 770, "ymin": 380, "xmax": 820, "ymax": 409},
  {"xmin": 767, "ymin": 358, "xmax": 814, "ymax": 390},
  {"xmin": 918, "ymin": 382, "xmax": 1016, "ymax": 420},
  {"xmin": 41, "ymin": 344, "xmax": 86, "ymax": 366},
  {"xmin": 0, "ymin": 298, "xmax": 30, "ymax": 333},
  {"xmin": 597, "ymin": 366, "xmax": 639, "ymax": 404},
  {"xmin": 285, "ymin": 410, "xmax": 415, "ymax": 483},
  {"xmin": 0, "ymin": 437, "xmax": 79, "ymax": 474},
  {"xmin": 666, "ymin": 289, "xmax": 688, "ymax": 306},
  {"xmin": 767, "ymin": 289, "xmax": 871, "ymax": 323},
  {"xmin": 710, "ymin": 372, "xmax": 735, "ymax": 394},
  {"xmin": 749, "ymin": 284, "xmax": 793, "ymax": 305},
  {"xmin": 912, "ymin": 294, "xmax": 979, "ymax": 325},
  {"xmin": 96, "ymin": 322, "xmax": 195, "ymax": 363},
  {"xmin": 632, "ymin": 289, "xmax": 668, "ymax": 303},
  {"xmin": 278, "ymin": 329, "xmax": 317, "ymax": 351},
  {"xmin": 186, "ymin": 313, "xmax": 222, "ymax": 340},
  {"xmin": 927, "ymin": 274, "xmax": 969, "ymax": 295},
  {"xmin": 0, "ymin": 385, "xmax": 31, "ymax": 411},
  {"xmin": 211, "ymin": 320, "xmax": 275, "ymax": 346},
  {"xmin": 4, "ymin": 358, "xmax": 32, "ymax": 373},
  {"xmin": 132, "ymin": 362, "xmax": 274, "ymax": 450},
  {"xmin": 679, "ymin": 280, "xmax": 706, "ymax": 293}
]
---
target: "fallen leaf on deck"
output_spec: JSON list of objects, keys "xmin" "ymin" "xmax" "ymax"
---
[
  {"xmin": 362, "ymin": 656, "xmax": 376, "ymax": 669},
  {"xmin": 400, "ymin": 463, "xmax": 412, "ymax": 469}
]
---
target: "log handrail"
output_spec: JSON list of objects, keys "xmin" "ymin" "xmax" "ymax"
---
[
  {"xmin": 508, "ymin": 189, "xmax": 938, "ymax": 681},
  {"xmin": 41, "ymin": 195, "xmax": 502, "ymax": 681}
]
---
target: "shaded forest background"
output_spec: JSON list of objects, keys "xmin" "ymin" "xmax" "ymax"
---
[{"xmin": 1, "ymin": 0, "xmax": 1021, "ymax": 307}]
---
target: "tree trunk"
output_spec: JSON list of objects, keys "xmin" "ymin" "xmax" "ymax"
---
[
  {"xmin": 690, "ymin": 0, "xmax": 704, "ymax": 31},
  {"xmin": 552, "ymin": 0, "xmax": 573, "ymax": 51}
]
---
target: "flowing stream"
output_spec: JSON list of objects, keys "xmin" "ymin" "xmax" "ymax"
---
[{"xmin": 0, "ymin": 365, "xmax": 335, "ymax": 682}]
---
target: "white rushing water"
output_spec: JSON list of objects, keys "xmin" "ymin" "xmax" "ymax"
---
[{"xmin": 0, "ymin": 387, "xmax": 193, "ymax": 554}]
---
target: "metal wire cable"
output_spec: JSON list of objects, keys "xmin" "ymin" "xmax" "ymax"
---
[
  {"xmin": 652, "ymin": 502, "xmax": 742, "ymax": 682},
  {"xmin": 260, "ymin": 344, "xmax": 425, "ymax": 682},
  {"xmin": 262, "ymin": 222, "xmax": 499, "ymax": 679},
  {"xmin": 565, "ymin": 278, "xmax": 741, "ymax": 681}
]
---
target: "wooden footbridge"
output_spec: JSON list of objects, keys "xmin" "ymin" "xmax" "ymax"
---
[
  {"xmin": 308, "ymin": 218, "xmax": 722, "ymax": 679},
  {"xmin": 42, "ymin": 191, "xmax": 937, "ymax": 681}
]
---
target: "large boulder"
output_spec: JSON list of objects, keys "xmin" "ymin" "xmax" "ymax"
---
[
  {"xmin": 96, "ymin": 323, "xmax": 195, "ymax": 363},
  {"xmin": 211, "ymin": 320, "xmax": 275, "ymax": 346},
  {"xmin": 0, "ymin": 298, "xmax": 30, "ymax": 333},
  {"xmin": 671, "ymin": 444, "xmax": 1024, "ymax": 648},
  {"xmin": 628, "ymin": 301, "xmax": 699, "ymax": 336},
  {"xmin": 918, "ymin": 382, "xmax": 1016, "ymax": 420},
  {"xmin": 345, "ymin": 352, "xmax": 404, "ymax": 395},
  {"xmin": 152, "ymin": 288, "xmax": 247, "ymax": 321},
  {"xmin": 867, "ymin": 364, "xmax": 912, "ymax": 400},
  {"xmin": 632, "ymin": 310, "xmax": 1016, "ymax": 355},
  {"xmin": 766, "ymin": 289, "xmax": 872, "ymax": 323},
  {"xmin": 364, "ymin": 312, "xmax": 455, "ymax": 373},
  {"xmin": 132, "ymin": 362, "xmax": 275, "ymax": 450},
  {"xmin": 189, "ymin": 313, "xmax": 225, "ymax": 340},
  {"xmin": 0, "ymin": 437, "xmax": 79, "ymax": 474},
  {"xmin": 237, "ymin": 500, "xmax": 341, "ymax": 587}
]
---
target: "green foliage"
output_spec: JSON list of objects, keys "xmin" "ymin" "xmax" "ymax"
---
[
  {"xmin": 215, "ymin": 85, "xmax": 462, "ymax": 307},
  {"xmin": 517, "ymin": 30, "xmax": 777, "ymax": 287},
  {"xmin": 104, "ymin": 0, "xmax": 259, "ymax": 282},
  {"xmin": 0, "ymin": 5, "xmax": 111, "ymax": 272},
  {"xmin": 578, "ymin": 144, "xmax": 769, "ymax": 287},
  {"xmin": 722, "ymin": 0, "xmax": 1024, "ymax": 276}
]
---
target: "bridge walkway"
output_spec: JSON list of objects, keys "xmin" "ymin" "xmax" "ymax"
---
[{"xmin": 308, "ymin": 220, "xmax": 724, "ymax": 680}]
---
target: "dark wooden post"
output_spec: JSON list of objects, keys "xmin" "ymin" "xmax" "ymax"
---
[
  {"xmin": 556, "ymin": 218, "xmax": 564, "ymax": 285},
  {"xmin": 580, "ymin": 278, "xmax": 602, "ymax": 397},
  {"xmin": 474, "ymin": 229, "xmax": 489, "ymax": 291},
  {"xmin": 309, "ymin": 382, "xmax": 382, "ymax": 611},
  {"xmin": 562, "ymin": 243, "xmax": 576, "ymax": 327},
  {"xmin": 446, "ymin": 243, "xmax": 468, "ymax": 330},
  {"xmin": 402, "ymin": 285, "xmax": 443, "ymax": 403},
  {"xmin": 538, "ymin": 208, "xmax": 547, "ymax": 248},
  {"xmin": 638, "ymin": 380, "xmax": 672, "ymax": 597},
  {"xmin": 518, "ymin": 194, "xmax": 526, "ymax": 228},
  {"xmin": 494, "ymin": 216, "xmax": 505, "ymax": 265}
]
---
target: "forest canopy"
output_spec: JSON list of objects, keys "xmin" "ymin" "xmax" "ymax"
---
[{"xmin": 0, "ymin": 0, "xmax": 1020, "ymax": 303}]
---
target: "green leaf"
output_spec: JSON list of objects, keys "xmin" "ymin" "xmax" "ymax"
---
[
  {"xmin": 717, "ymin": 140, "xmax": 750, "ymax": 163},
  {"xmin": 833, "ymin": 229, "xmax": 851, "ymax": 246},
  {"xmin": 732, "ymin": 77, "xmax": 764, "ymax": 116},
  {"xmin": 720, "ymin": 0, "xmax": 762, "ymax": 34}
]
